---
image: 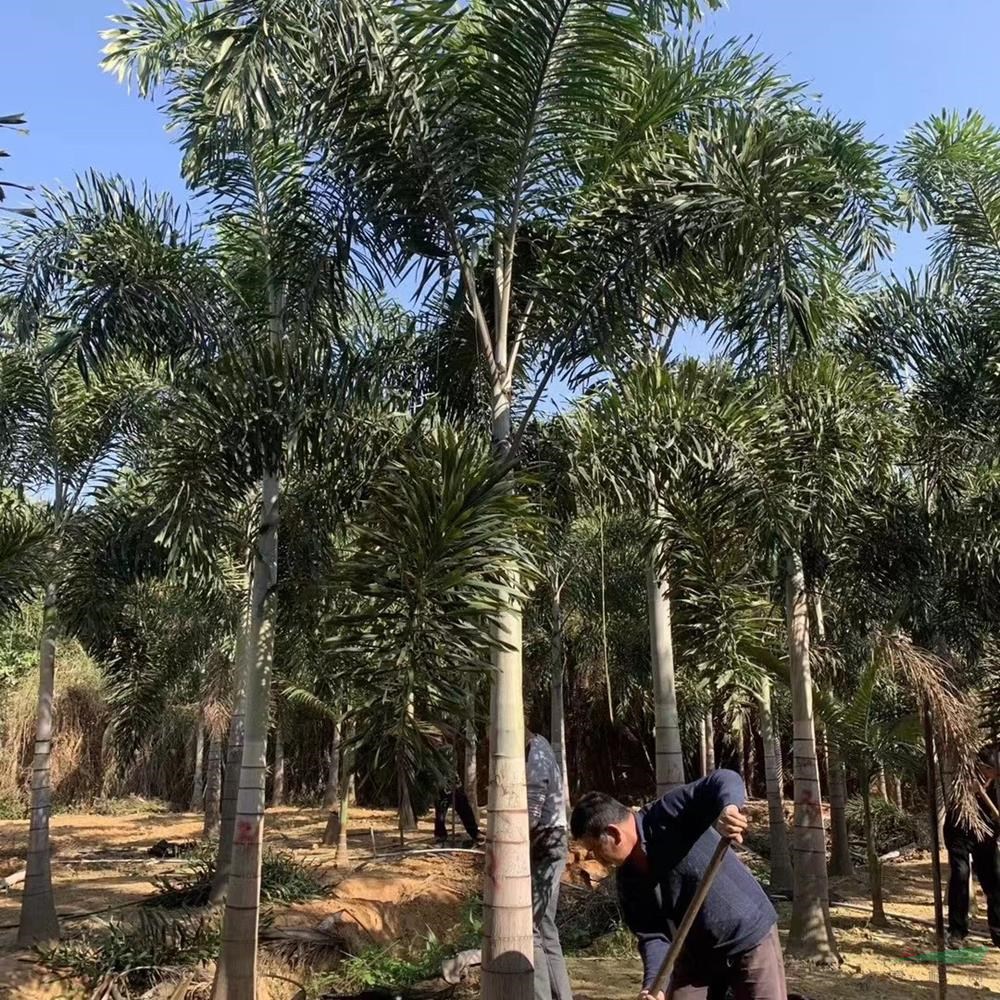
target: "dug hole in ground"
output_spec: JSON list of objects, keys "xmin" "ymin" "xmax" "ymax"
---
[{"xmin": 0, "ymin": 801, "xmax": 997, "ymax": 999}]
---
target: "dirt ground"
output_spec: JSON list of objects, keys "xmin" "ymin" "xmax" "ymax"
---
[{"xmin": 1, "ymin": 803, "xmax": 998, "ymax": 999}]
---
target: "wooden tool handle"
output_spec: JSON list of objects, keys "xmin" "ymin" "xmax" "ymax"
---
[{"xmin": 647, "ymin": 837, "xmax": 733, "ymax": 999}]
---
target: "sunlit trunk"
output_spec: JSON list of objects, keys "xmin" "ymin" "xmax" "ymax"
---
[
  {"xmin": 646, "ymin": 548, "xmax": 684, "ymax": 794},
  {"xmin": 828, "ymin": 746, "xmax": 853, "ymax": 877},
  {"xmin": 323, "ymin": 717, "xmax": 341, "ymax": 810},
  {"xmin": 191, "ymin": 722, "xmax": 205, "ymax": 812},
  {"xmin": 704, "ymin": 709, "xmax": 715, "ymax": 772},
  {"xmin": 550, "ymin": 589, "xmax": 570, "ymax": 819},
  {"xmin": 336, "ymin": 718, "xmax": 356, "ymax": 859},
  {"xmin": 698, "ymin": 716, "xmax": 707, "ymax": 778},
  {"xmin": 785, "ymin": 551, "xmax": 836, "ymax": 961},
  {"xmin": 17, "ymin": 578, "xmax": 60, "ymax": 946},
  {"xmin": 759, "ymin": 675, "xmax": 793, "ymax": 894},
  {"xmin": 212, "ymin": 463, "xmax": 280, "ymax": 1000},
  {"xmin": 271, "ymin": 723, "xmax": 285, "ymax": 807},
  {"xmin": 212, "ymin": 573, "xmax": 252, "ymax": 902},
  {"xmin": 204, "ymin": 730, "xmax": 223, "ymax": 839},
  {"xmin": 481, "ymin": 391, "xmax": 533, "ymax": 1000},
  {"xmin": 875, "ymin": 766, "xmax": 887, "ymax": 801},
  {"xmin": 889, "ymin": 772, "xmax": 903, "ymax": 810},
  {"xmin": 398, "ymin": 691, "xmax": 417, "ymax": 836},
  {"xmin": 862, "ymin": 783, "xmax": 887, "ymax": 925}
]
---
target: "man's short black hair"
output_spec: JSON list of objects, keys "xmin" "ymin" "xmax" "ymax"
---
[{"xmin": 570, "ymin": 791, "xmax": 631, "ymax": 840}]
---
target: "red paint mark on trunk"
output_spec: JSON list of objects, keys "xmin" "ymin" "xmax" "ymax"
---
[{"xmin": 235, "ymin": 819, "xmax": 256, "ymax": 846}]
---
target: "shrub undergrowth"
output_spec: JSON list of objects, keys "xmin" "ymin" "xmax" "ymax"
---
[
  {"xmin": 36, "ymin": 909, "xmax": 219, "ymax": 997},
  {"xmin": 148, "ymin": 845, "xmax": 328, "ymax": 908}
]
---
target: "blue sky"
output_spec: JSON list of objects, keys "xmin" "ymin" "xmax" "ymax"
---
[{"xmin": 4, "ymin": 1, "xmax": 1000, "ymax": 368}]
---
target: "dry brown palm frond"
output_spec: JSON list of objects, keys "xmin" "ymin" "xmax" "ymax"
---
[{"xmin": 877, "ymin": 630, "xmax": 986, "ymax": 835}]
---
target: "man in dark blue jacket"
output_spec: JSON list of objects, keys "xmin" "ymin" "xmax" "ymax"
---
[{"xmin": 571, "ymin": 771, "xmax": 785, "ymax": 1000}]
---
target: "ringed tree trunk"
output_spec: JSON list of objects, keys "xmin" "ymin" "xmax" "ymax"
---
[
  {"xmin": 323, "ymin": 716, "xmax": 342, "ymax": 810},
  {"xmin": 271, "ymin": 722, "xmax": 285, "ymax": 807},
  {"xmin": 212, "ymin": 576, "xmax": 253, "ymax": 903},
  {"xmin": 17, "ymin": 577, "xmax": 61, "ymax": 947},
  {"xmin": 698, "ymin": 716, "xmax": 707, "ymax": 778},
  {"xmin": 875, "ymin": 766, "xmax": 887, "ymax": 801},
  {"xmin": 828, "ymin": 746, "xmax": 854, "ymax": 877},
  {"xmin": 646, "ymin": 543, "xmax": 685, "ymax": 794},
  {"xmin": 758, "ymin": 675, "xmax": 793, "ymax": 895},
  {"xmin": 204, "ymin": 729, "xmax": 223, "ymax": 839},
  {"xmin": 862, "ymin": 782, "xmax": 887, "ymax": 925},
  {"xmin": 550, "ymin": 587, "xmax": 571, "ymax": 819},
  {"xmin": 212, "ymin": 466, "xmax": 280, "ymax": 1000},
  {"xmin": 191, "ymin": 721, "xmax": 206, "ymax": 812},
  {"xmin": 481, "ymin": 388, "xmax": 533, "ymax": 1000},
  {"xmin": 785, "ymin": 551, "xmax": 837, "ymax": 961}
]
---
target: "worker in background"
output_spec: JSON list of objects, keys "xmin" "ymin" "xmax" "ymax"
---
[
  {"xmin": 945, "ymin": 751, "xmax": 1000, "ymax": 949},
  {"xmin": 433, "ymin": 740, "xmax": 481, "ymax": 847},
  {"xmin": 526, "ymin": 730, "xmax": 573, "ymax": 1000},
  {"xmin": 571, "ymin": 771, "xmax": 784, "ymax": 1000}
]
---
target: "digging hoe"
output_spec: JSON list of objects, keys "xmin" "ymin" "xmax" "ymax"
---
[{"xmin": 646, "ymin": 837, "xmax": 732, "ymax": 1000}]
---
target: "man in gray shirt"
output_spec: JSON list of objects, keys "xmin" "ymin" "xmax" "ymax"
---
[{"xmin": 526, "ymin": 731, "xmax": 572, "ymax": 1000}]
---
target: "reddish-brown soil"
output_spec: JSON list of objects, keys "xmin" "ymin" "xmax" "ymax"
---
[{"xmin": 1, "ymin": 803, "xmax": 998, "ymax": 999}]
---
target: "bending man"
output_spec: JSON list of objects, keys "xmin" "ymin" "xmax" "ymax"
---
[{"xmin": 571, "ymin": 770, "xmax": 785, "ymax": 1000}]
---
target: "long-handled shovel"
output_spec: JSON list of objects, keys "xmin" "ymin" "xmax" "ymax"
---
[{"xmin": 646, "ymin": 837, "xmax": 733, "ymax": 1000}]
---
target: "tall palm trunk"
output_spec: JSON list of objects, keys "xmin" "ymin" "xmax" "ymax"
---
[
  {"xmin": 191, "ymin": 722, "xmax": 205, "ymax": 811},
  {"xmin": 698, "ymin": 716, "xmax": 707, "ymax": 778},
  {"xmin": 204, "ymin": 730, "xmax": 223, "ymax": 839},
  {"xmin": 336, "ymin": 726, "xmax": 354, "ymax": 862},
  {"xmin": 550, "ymin": 588, "xmax": 570, "ymax": 818},
  {"xmin": 889, "ymin": 773, "xmax": 903, "ymax": 810},
  {"xmin": 323, "ymin": 717, "xmax": 342, "ymax": 810},
  {"xmin": 646, "ymin": 552, "xmax": 684, "ymax": 793},
  {"xmin": 271, "ymin": 723, "xmax": 285, "ymax": 807},
  {"xmin": 482, "ymin": 389, "xmax": 533, "ymax": 1000},
  {"xmin": 758, "ymin": 675, "xmax": 793, "ymax": 894},
  {"xmin": 875, "ymin": 766, "xmax": 887, "ymax": 800},
  {"xmin": 704, "ymin": 709, "xmax": 716, "ymax": 772},
  {"xmin": 828, "ymin": 746, "xmax": 853, "ymax": 877},
  {"xmin": 785, "ymin": 551, "xmax": 836, "ymax": 961},
  {"xmin": 212, "ymin": 575, "xmax": 253, "ymax": 902},
  {"xmin": 862, "ymin": 783, "xmax": 887, "ymax": 925},
  {"xmin": 17, "ymin": 577, "xmax": 61, "ymax": 946},
  {"xmin": 398, "ymin": 690, "xmax": 417, "ymax": 835}
]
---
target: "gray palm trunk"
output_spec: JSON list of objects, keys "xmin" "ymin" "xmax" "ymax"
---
[
  {"xmin": 704, "ymin": 709, "xmax": 716, "ymax": 772},
  {"xmin": 758, "ymin": 675, "xmax": 793, "ymax": 894},
  {"xmin": 827, "ymin": 746, "xmax": 854, "ymax": 877},
  {"xmin": 204, "ymin": 731, "xmax": 223, "ymax": 839},
  {"xmin": 211, "ymin": 574, "xmax": 253, "ymax": 903},
  {"xmin": 785, "ymin": 551, "xmax": 836, "ymax": 961},
  {"xmin": 481, "ymin": 394, "xmax": 533, "ymax": 1000},
  {"xmin": 889, "ymin": 773, "xmax": 903, "ymax": 810},
  {"xmin": 335, "ymin": 718, "xmax": 356, "ymax": 860},
  {"xmin": 549, "ymin": 588, "xmax": 571, "ymax": 819},
  {"xmin": 271, "ymin": 724, "xmax": 285, "ymax": 807},
  {"xmin": 646, "ymin": 557, "xmax": 685, "ymax": 794},
  {"xmin": 191, "ymin": 722, "xmax": 205, "ymax": 811},
  {"xmin": 17, "ymin": 579, "xmax": 61, "ymax": 946},
  {"xmin": 398, "ymin": 691, "xmax": 417, "ymax": 835},
  {"xmin": 862, "ymin": 782, "xmax": 887, "ymax": 925},
  {"xmin": 323, "ymin": 718, "xmax": 342, "ymax": 810},
  {"xmin": 212, "ymin": 466, "xmax": 280, "ymax": 1000}
]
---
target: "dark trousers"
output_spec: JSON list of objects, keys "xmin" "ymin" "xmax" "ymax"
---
[
  {"xmin": 531, "ymin": 827, "xmax": 573, "ymax": 1000},
  {"xmin": 670, "ymin": 926, "xmax": 787, "ymax": 1000},
  {"xmin": 945, "ymin": 821, "xmax": 1000, "ymax": 944},
  {"xmin": 434, "ymin": 787, "xmax": 479, "ymax": 841}
]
